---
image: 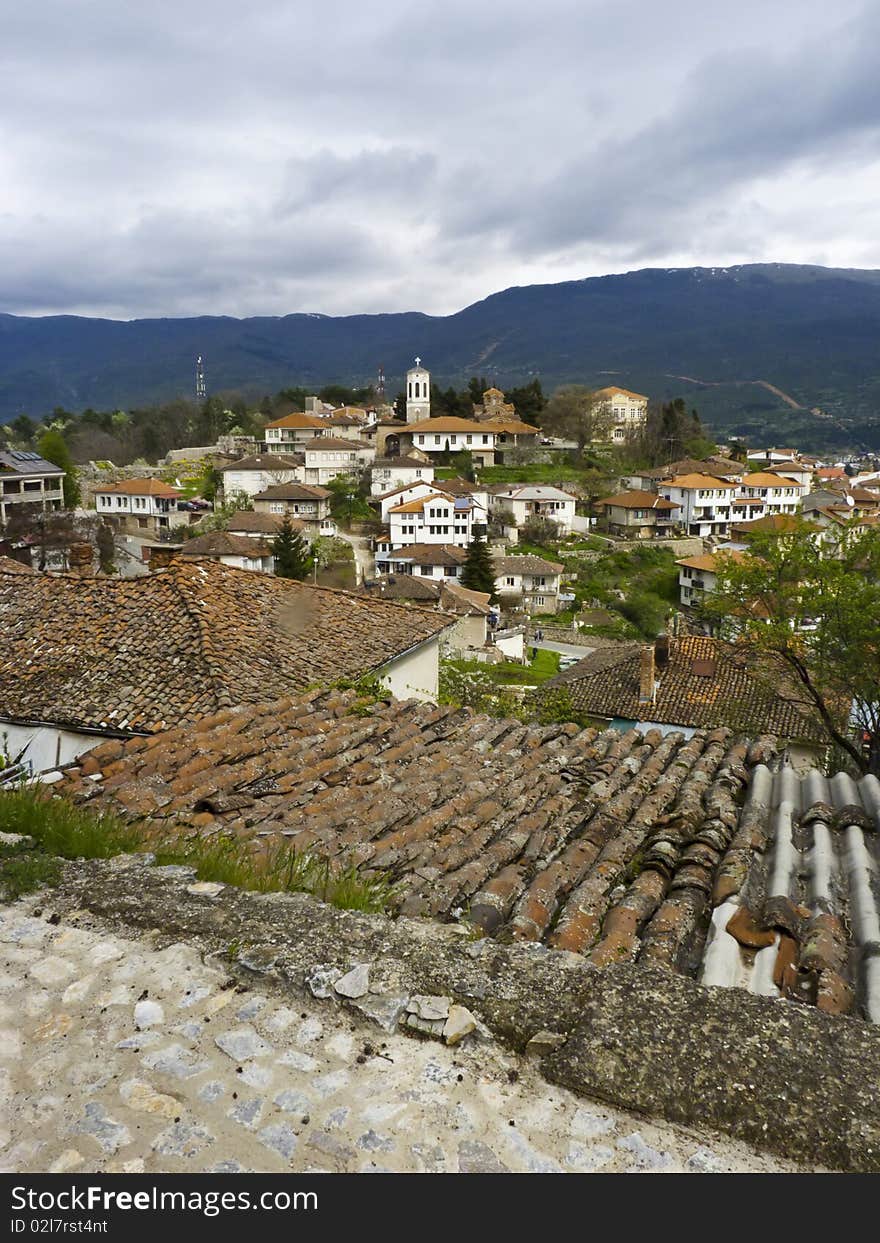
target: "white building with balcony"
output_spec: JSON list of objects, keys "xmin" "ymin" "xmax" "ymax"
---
[
  {"xmin": 370, "ymin": 454, "xmax": 435, "ymax": 496},
  {"xmin": 493, "ymin": 554, "xmax": 565, "ymax": 614},
  {"xmin": 737, "ymin": 472, "xmax": 806, "ymax": 516},
  {"xmin": 594, "ymin": 387, "xmax": 649, "ymax": 443},
  {"xmin": 401, "ymin": 418, "xmax": 497, "ymax": 466},
  {"xmin": 93, "ymin": 478, "xmax": 183, "ymax": 535},
  {"xmin": 263, "ymin": 412, "xmax": 328, "ymax": 452},
  {"xmin": 300, "ymin": 437, "xmax": 374, "ymax": 486},
  {"xmin": 488, "ymin": 485, "xmax": 578, "ymax": 535},
  {"xmin": 658, "ymin": 474, "xmax": 738, "ymax": 538},
  {"xmin": 386, "ymin": 491, "xmax": 488, "ymax": 550},
  {"xmin": 219, "ymin": 453, "xmax": 305, "ymax": 501},
  {"xmin": 0, "ymin": 451, "xmax": 65, "ymax": 527}
]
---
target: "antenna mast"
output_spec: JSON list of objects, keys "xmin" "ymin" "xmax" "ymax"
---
[{"xmin": 376, "ymin": 362, "xmax": 385, "ymax": 401}]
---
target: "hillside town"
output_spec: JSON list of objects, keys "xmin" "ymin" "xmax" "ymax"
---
[{"xmin": 2, "ymin": 356, "xmax": 880, "ymax": 1181}]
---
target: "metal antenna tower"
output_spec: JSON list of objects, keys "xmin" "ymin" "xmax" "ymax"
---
[
  {"xmin": 195, "ymin": 355, "xmax": 207, "ymax": 403},
  {"xmin": 376, "ymin": 363, "xmax": 385, "ymax": 400}
]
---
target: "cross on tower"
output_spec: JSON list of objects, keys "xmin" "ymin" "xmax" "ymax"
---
[{"xmin": 415, "ymin": 356, "xmax": 421, "ymax": 366}]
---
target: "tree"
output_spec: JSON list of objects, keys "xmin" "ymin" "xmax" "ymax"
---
[
  {"xmin": 505, "ymin": 378, "xmax": 546, "ymax": 423},
  {"xmin": 633, "ymin": 398, "xmax": 716, "ymax": 467},
  {"xmin": 700, "ymin": 521, "xmax": 880, "ymax": 775},
  {"xmin": 520, "ymin": 516, "xmax": 560, "ymax": 548},
  {"xmin": 460, "ymin": 533, "xmax": 498, "ymax": 602},
  {"xmin": 37, "ymin": 428, "xmax": 81, "ymax": 508},
  {"xmin": 272, "ymin": 517, "xmax": 312, "ymax": 580},
  {"xmin": 543, "ymin": 386, "xmax": 612, "ymax": 452},
  {"xmin": 10, "ymin": 415, "xmax": 36, "ymax": 444},
  {"xmin": 96, "ymin": 522, "xmax": 117, "ymax": 575}
]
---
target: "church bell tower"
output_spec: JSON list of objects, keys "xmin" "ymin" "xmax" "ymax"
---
[{"xmin": 405, "ymin": 357, "xmax": 431, "ymax": 424}]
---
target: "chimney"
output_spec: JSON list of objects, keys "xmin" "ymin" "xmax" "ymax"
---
[
  {"xmin": 149, "ymin": 546, "xmax": 179, "ymax": 572},
  {"xmin": 639, "ymin": 644, "xmax": 656, "ymax": 704},
  {"xmin": 68, "ymin": 543, "xmax": 94, "ymax": 577},
  {"xmin": 655, "ymin": 632, "xmax": 670, "ymax": 672}
]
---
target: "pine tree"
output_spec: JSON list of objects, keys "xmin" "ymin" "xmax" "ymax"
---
[
  {"xmin": 272, "ymin": 517, "xmax": 312, "ymax": 580},
  {"xmin": 460, "ymin": 533, "xmax": 498, "ymax": 601}
]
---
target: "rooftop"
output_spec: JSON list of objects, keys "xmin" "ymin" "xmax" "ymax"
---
[
  {"xmin": 253, "ymin": 482, "xmax": 331, "ymax": 502},
  {"xmin": 741, "ymin": 472, "xmax": 801, "ymax": 488},
  {"xmin": 0, "ymin": 450, "xmax": 65, "ymax": 478},
  {"xmin": 0, "ymin": 560, "xmax": 452, "ymax": 736},
  {"xmin": 379, "ymin": 544, "xmax": 468, "ymax": 566},
  {"xmin": 597, "ymin": 489, "xmax": 678, "ymax": 510},
  {"xmin": 51, "ymin": 686, "xmax": 878, "ymax": 1027},
  {"xmin": 663, "ymin": 474, "xmax": 737, "ymax": 490},
  {"xmin": 263, "ymin": 412, "xmax": 326, "ymax": 430},
  {"xmin": 220, "ymin": 454, "xmax": 303, "ymax": 472},
  {"xmin": 405, "ymin": 417, "xmax": 493, "ymax": 434},
  {"xmin": 179, "ymin": 531, "xmax": 272, "ymax": 559},
  {"xmin": 93, "ymin": 478, "xmax": 181, "ymax": 498},
  {"xmin": 494, "ymin": 554, "xmax": 564, "ymax": 575},
  {"xmin": 300, "ymin": 437, "xmax": 370, "ymax": 452},
  {"xmin": 538, "ymin": 635, "xmax": 825, "ymax": 744},
  {"xmin": 224, "ymin": 511, "xmax": 292, "ymax": 535},
  {"xmin": 594, "ymin": 386, "xmax": 648, "ymax": 402}
]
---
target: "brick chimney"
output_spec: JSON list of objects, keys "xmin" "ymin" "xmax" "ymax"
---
[
  {"xmin": 655, "ymin": 632, "xmax": 670, "ymax": 672},
  {"xmin": 149, "ymin": 546, "xmax": 179, "ymax": 572},
  {"xmin": 638, "ymin": 644, "xmax": 656, "ymax": 704},
  {"xmin": 67, "ymin": 543, "xmax": 94, "ymax": 577}
]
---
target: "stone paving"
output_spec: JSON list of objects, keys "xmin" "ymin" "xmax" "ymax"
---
[{"xmin": 0, "ymin": 897, "xmax": 807, "ymax": 1174}]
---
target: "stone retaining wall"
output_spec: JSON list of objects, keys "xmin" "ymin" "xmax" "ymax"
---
[{"xmin": 44, "ymin": 854, "xmax": 880, "ymax": 1172}]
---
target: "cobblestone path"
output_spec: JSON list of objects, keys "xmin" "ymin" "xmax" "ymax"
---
[{"xmin": 0, "ymin": 898, "xmax": 805, "ymax": 1174}]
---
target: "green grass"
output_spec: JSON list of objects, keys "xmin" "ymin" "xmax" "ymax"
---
[
  {"xmin": 0, "ymin": 786, "xmax": 143, "ymax": 857},
  {"xmin": 0, "ymin": 843, "xmax": 61, "ymax": 901},
  {"xmin": 0, "ymin": 787, "xmax": 398, "ymax": 915},
  {"xmin": 153, "ymin": 835, "xmax": 398, "ymax": 914}
]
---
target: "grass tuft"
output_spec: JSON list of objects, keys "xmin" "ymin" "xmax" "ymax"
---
[{"xmin": 0, "ymin": 787, "xmax": 398, "ymax": 915}]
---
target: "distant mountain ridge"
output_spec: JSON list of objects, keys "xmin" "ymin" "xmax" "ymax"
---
[{"xmin": 2, "ymin": 263, "xmax": 880, "ymax": 449}]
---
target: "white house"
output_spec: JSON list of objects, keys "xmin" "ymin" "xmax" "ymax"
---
[
  {"xmin": 93, "ymin": 478, "xmax": 184, "ymax": 536},
  {"xmin": 264, "ymin": 412, "xmax": 328, "ymax": 452},
  {"xmin": 252, "ymin": 482, "xmax": 334, "ymax": 532},
  {"xmin": 594, "ymin": 387, "xmax": 649, "ymax": 443},
  {"xmin": 737, "ymin": 472, "xmax": 806, "ymax": 516},
  {"xmin": 370, "ymin": 454, "xmax": 435, "ymax": 496},
  {"xmin": 402, "ymin": 417, "xmax": 497, "ymax": 466},
  {"xmin": 375, "ymin": 480, "xmax": 439, "ymax": 522},
  {"xmin": 220, "ymin": 453, "xmax": 304, "ymax": 501},
  {"xmin": 374, "ymin": 543, "xmax": 468, "ymax": 582},
  {"xmin": 300, "ymin": 437, "xmax": 374, "ymax": 485},
  {"xmin": 180, "ymin": 531, "xmax": 275, "ymax": 574},
  {"xmin": 657, "ymin": 474, "xmax": 738, "ymax": 538},
  {"xmin": 675, "ymin": 550, "xmax": 746, "ymax": 610},
  {"xmin": 488, "ymin": 485, "xmax": 578, "ymax": 534},
  {"xmin": 387, "ymin": 490, "xmax": 488, "ymax": 550},
  {"xmin": 493, "ymin": 554, "xmax": 565, "ymax": 614},
  {"xmin": 0, "ymin": 450, "xmax": 65, "ymax": 527}
]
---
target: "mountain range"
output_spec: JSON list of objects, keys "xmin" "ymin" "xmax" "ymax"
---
[{"xmin": 2, "ymin": 263, "xmax": 880, "ymax": 450}]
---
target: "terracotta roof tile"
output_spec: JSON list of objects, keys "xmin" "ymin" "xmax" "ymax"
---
[
  {"xmin": 0, "ymin": 560, "xmax": 452, "ymax": 735},
  {"xmin": 94, "ymin": 478, "xmax": 181, "ymax": 497},
  {"xmin": 537, "ymin": 635, "xmax": 825, "ymax": 743}
]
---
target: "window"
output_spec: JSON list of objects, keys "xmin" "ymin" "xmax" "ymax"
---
[
  {"xmin": 270, "ymin": 503, "xmax": 284, "ymax": 513},
  {"xmin": 434, "ymin": 436, "xmax": 441, "ymax": 445},
  {"xmin": 506, "ymin": 576, "xmax": 515, "ymax": 586}
]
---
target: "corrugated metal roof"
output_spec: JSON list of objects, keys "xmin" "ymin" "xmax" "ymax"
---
[{"xmin": 701, "ymin": 765, "xmax": 880, "ymax": 1023}]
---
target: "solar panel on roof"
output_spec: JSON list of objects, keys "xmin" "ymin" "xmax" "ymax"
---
[{"xmin": 11, "ymin": 450, "xmax": 40, "ymax": 461}]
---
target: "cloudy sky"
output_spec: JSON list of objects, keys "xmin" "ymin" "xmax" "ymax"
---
[{"xmin": 2, "ymin": 0, "xmax": 879, "ymax": 320}]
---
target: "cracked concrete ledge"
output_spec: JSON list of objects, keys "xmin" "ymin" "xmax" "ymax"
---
[{"xmin": 45, "ymin": 853, "xmax": 880, "ymax": 1172}]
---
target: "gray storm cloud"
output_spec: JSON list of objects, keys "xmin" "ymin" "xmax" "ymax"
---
[{"xmin": 0, "ymin": 0, "xmax": 877, "ymax": 318}]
